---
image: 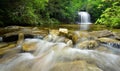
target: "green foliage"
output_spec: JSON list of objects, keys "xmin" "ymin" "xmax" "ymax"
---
[
  {"xmin": 96, "ymin": 1, "xmax": 120, "ymax": 28},
  {"xmin": 85, "ymin": 0, "xmax": 102, "ymax": 22},
  {"xmin": 46, "ymin": 0, "xmax": 84, "ymax": 23},
  {"xmin": 0, "ymin": 0, "xmax": 49, "ymax": 26},
  {"xmin": 0, "ymin": 0, "xmax": 120, "ymax": 28}
]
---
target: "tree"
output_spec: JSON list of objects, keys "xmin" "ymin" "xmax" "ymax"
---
[{"xmin": 96, "ymin": 0, "xmax": 120, "ymax": 28}]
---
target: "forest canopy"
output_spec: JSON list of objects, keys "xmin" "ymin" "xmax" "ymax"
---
[{"xmin": 0, "ymin": 0, "xmax": 120, "ymax": 28}]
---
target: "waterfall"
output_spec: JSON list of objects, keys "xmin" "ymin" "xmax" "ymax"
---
[{"xmin": 77, "ymin": 11, "xmax": 92, "ymax": 30}]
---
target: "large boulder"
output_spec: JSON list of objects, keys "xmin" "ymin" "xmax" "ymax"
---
[
  {"xmin": 89, "ymin": 30, "xmax": 113, "ymax": 38},
  {"xmin": 22, "ymin": 40, "xmax": 39, "ymax": 52},
  {"xmin": 76, "ymin": 40, "xmax": 99, "ymax": 49},
  {"xmin": 71, "ymin": 31, "xmax": 91, "ymax": 44},
  {"xmin": 98, "ymin": 37, "xmax": 119, "ymax": 43}
]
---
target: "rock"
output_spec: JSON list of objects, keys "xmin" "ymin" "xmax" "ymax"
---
[
  {"xmin": 44, "ymin": 35, "xmax": 73, "ymax": 47},
  {"xmin": 44, "ymin": 34, "xmax": 59, "ymax": 42},
  {"xmin": 59, "ymin": 28, "xmax": 68, "ymax": 34},
  {"xmin": 0, "ymin": 43, "xmax": 9, "ymax": 48},
  {"xmin": 32, "ymin": 31, "xmax": 48, "ymax": 38},
  {"xmin": 71, "ymin": 31, "xmax": 91, "ymax": 44},
  {"xmin": 98, "ymin": 37, "xmax": 120, "ymax": 49},
  {"xmin": 113, "ymin": 32, "xmax": 120, "ymax": 40},
  {"xmin": 49, "ymin": 29, "xmax": 60, "ymax": 36},
  {"xmin": 98, "ymin": 37, "xmax": 119, "ymax": 43},
  {"xmin": 0, "ymin": 43, "xmax": 16, "ymax": 55},
  {"xmin": 89, "ymin": 30, "xmax": 113, "ymax": 38},
  {"xmin": 50, "ymin": 61, "xmax": 102, "ymax": 71},
  {"xmin": 17, "ymin": 33, "xmax": 24, "ymax": 45},
  {"xmin": 22, "ymin": 40, "xmax": 39, "ymax": 52},
  {"xmin": 76, "ymin": 40, "xmax": 99, "ymax": 49},
  {"xmin": 64, "ymin": 38, "xmax": 73, "ymax": 47},
  {"xmin": 95, "ymin": 46, "xmax": 112, "ymax": 53}
]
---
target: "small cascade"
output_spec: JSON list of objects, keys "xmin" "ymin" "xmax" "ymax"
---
[
  {"xmin": 77, "ymin": 11, "xmax": 92, "ymax": 30},
  {"xmin": 0, "ymin": 38, "xmax": 120, "ymax": 71}
]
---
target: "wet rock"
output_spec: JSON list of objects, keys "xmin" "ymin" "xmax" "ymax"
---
[
  {"xmin": 59, "ymin": 28, "xmax": 68, "ymax": 34},
  {"xmin": 64, "ymin": 38, "xmax": 73, "ymax": 47},
  {"xmin": 49, "ymin": 29, "xmax": 60, "ymax": 36},
  {"xmin": 0, "ymin": 26, "xmax": 24, "ymax": 36},
  {"xmin": 95, "ymin": 46, "xmax": 112, "ymax": 53},
  {"xmin": 98, "ymin": 37, "xmax": 119, "ymax": 43},
  {"xmin": 0, "ymin": 43, "xmax": 9, "ymax": 48},
  {"xmin": 89, "ymin": 30, "xmax": 113, "ymax": 38},
  {"xmin": 50, "ymin": 61, "xmax": 102, "ymax": 71},
  {"xmin": 2, "ymin": 32, "xmax": 33, "ymax": 42},
  {"xmin": 71, "ymin": 31, "xmax": 90, "ymax": 44},
  {"xmin": 16, "ymin": 33, "xmax": 24, "ymax": 46},
  {"xmin": 32, "ymin": 30, "xmax": 48, "ymax": 38},
  {"xmin": 22, "ymin": 40, "xmax": 39, "ymax": 52},
  {"xmin": 44, "ymin": 35, "xmax": 73, "ymax": 47},
  {"xmin": 113, "ymin": 32, "xmax": 120, "ymax": 40},
  {"xmin": 2, "ymin": 28, "xmax": 48, "ymax": 42},
  {"xmin": 44, "ymin": 34, "xmax": 59, "ymax": 42},
  {"xmin": 0, "ymin": 43, "xmax": 16, "ymax": 55},
  {"xmin": 98, "ymin": 37, "xmax": 120, "ymax": 49},
  {"xmin": 76, "ymin": 40, "xmax": 99, "ymax": 49}
]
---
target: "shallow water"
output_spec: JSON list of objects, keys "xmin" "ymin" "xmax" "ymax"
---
[
  {"xmin": 0, "ymin": 38, "xmax": 120, "ymax": 71},
  {"xmin": 0, "ymin": 25, "xmax": 120, "ymax": 71}
]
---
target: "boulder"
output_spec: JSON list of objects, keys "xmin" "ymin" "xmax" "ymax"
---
[
  {"xmin": 0, "ymin": 43, "xmax": 16, "ymax": 55},
  {"xmin": 89, "ymin": 30, "xmax": 113, "ymax": 38},
  {"xmin": 95, "ymin": 46, "xmax": 112, "ymax": 53},
  {"xmin": 97, "ymin": 37, "xmax": 120, "ymax": 49},
  {"xmin": 59, "ymin": 28, "xmax": 68, "ymax": 35},
  {"xmin": 113, "ymin": 32, "xmax": 120, "ymax": 40},
  {"xmin": 71, "ymin": 31, "xmax": 91, "ymax": 44},
  {"xmin": 22, "ymin": 40, "xmax": 38, "ymax": 52},
  {"xmin": 50, "ymin": 60, "xmax": 102, "ymax": 71},
  {"xmin": 44, "ymin": 34, "xmax": 73, "ymax": 47},
  {"xmin": 76, "ymin": 40, "xmax": 99, "ymax": 49},
  {"xmin": 49, "ymin": 29, "xmax": 60, "ymax": 36},
  {"xmin": 98, "ymin": 37, "xmax": 119, "ymax": 43}
]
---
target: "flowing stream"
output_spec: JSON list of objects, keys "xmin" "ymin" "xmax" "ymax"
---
[{"xmin": 0, "ymin": 38, "xmax": 120, "ymax": 71}]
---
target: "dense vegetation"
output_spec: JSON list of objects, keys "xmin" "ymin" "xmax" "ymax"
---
[{"xmin": 0, "ymin": 0, "xmax": 120, "ymax": 28}]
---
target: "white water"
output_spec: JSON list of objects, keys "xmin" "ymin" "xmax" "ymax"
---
[
  {"xmin": 77, "ymin": 11, "xmax": 92, "ymax": 30},
  {"xmin": 0, "ymin": 38, "xmax": 120, "ymax": 71},
  {"xmin": 0, "ymin": 37, "xmax": 2, "ymax": 42}
]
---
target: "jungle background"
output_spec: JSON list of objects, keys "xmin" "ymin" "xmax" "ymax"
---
[{"xmin": 0, "ymin": 0, "xmax": 120, "ymax": 28}]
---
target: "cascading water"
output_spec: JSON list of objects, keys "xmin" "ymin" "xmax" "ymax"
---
[
  {"xmin": 0, "ymin": 37, "xmax": 120, "ymax": 71},
  {"xmin": 77, "ymin": 11, "xmax": 92, "ymax": 30}
]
